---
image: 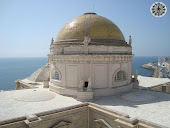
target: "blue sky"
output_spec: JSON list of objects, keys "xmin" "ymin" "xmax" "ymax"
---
[{"xmin": 0, "ymin": 0, "xmax": 169, "ymax": 57}]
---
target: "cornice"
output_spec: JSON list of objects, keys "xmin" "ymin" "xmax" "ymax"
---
[{"xmin": 48, "ymin": 54, "xmax": 133, "ymax": 64}]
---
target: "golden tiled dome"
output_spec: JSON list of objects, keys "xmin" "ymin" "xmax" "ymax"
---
[{"xmin": 55, "ymin": 13, "xmax": 126, "ymax": 45}]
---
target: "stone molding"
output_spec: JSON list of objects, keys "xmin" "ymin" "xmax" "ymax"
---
[{"xmin": 48, "ymin": 55, "xmax": 133, "ymax": 64}]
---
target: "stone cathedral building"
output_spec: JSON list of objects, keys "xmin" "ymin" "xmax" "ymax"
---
[
  {"xmin": 48, "ymin": 12, "xmax": 133, "ymax": 101},
  {"xmin": 2, "ymin": 13, "xmax": 168, "ymax": 128}
]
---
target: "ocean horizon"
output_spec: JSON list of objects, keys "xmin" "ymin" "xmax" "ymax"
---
[{"xmin": 0, "ymin": 56, "xmax": 158, "ymax": 90}]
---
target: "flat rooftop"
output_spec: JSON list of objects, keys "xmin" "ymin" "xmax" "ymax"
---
[
  {"xmin": 94, "ymin": 90, "xmax": 170, "ymax": 127},
  {"xmin": 94, "ymin": 76, "xmax": 170, "ymax": 127},
  {"xmin": 0, "ymin": 76, "xmax": 170, "ymax": 127},
  {"xmin": 0, "ymin": 88, "xmax": 82, "ymax": 121}
]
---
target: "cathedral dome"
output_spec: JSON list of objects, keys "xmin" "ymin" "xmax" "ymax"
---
[{"xmin": 55, "ymin": 13, "xmax": 127, "ymax": 46}]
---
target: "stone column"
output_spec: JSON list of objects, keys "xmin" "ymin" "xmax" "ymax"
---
[
  {"xmin": 134, "ymin": 69, "xmax": 138, "ymax": 82},
  {"xmin": 89, "ymin": 63, "xmax": 93, "ymax": 88},
  {"xmin": 133, "ymin": 69, "xmax": 139, "ymax": 89},
  {"xmin": 79, "ymin": 79, "xmax": 84, "ymax": 91},
  {"xmin": 43, "ymin": 77, "xmax": 49, "ymax": 88},
  {"xmin": 87, "ymin": 77, "xmax": 92, "ymax": 91},
  {"xmin": 108, "ymin": 63, "xmax": 112, "ymax": 88}
]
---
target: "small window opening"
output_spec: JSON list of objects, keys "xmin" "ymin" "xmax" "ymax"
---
[
  {"xmin": 115, "ymin": 71, "xmax": 126, "ymax": 81},
  {"xmin": 54, "ymin": 71, "xmax": 60, "ymax": 80}
]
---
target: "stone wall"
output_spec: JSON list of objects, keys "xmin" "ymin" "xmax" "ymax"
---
[
  {"xmin": 49, "ymin": 55, "xmax": 133, "ymax": 89},
  {"xmin": 0, "ymin": 103, "xmax": 166, "ymax": 128},
  {"xmin": 0, "ymin": 103, "xmax": 88, "ymax": 128},
  {"xmin": 16, "ymin": 80, "xmax": 34, "ymax": 90}
]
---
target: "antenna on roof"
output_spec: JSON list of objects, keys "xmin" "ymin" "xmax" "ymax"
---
[{"xmin": 93, "ymin": 4, "xmax": 94, "ymax": 12}]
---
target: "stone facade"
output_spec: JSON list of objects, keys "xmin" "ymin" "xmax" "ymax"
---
[{"xmin": 49, "ymin": 53, "xmax": 133, "ymax": 98}]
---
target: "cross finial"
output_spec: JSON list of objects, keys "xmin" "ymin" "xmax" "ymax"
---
[{"xmin": 129, "ymin": 35, "xmax": 132, "ymax": 47}]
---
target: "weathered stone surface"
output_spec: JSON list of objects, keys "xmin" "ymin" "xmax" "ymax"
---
[{"xmin": 55, "ymin": 13, "xmax": 126, "ymax": 45}]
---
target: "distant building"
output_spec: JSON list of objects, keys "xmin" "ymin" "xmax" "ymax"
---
[
  {"xmin": 158, "ymin": 57, "xmax": 170, "ymax": 63},
  {"xmin": 158, "ymin": 57, "xmax": 166, "ymax": 63},
  {"xmin": 166, "ymin": 57, "xmax": 170, "ymax": 62},
  {"xmin": 158, "ymin": 57, "xmax": 170, "ymax": 68},
  {"xmin": 165, "ymin": 61, "xmax": 170, "ymax": 73}
]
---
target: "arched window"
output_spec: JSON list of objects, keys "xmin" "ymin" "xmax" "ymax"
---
[
  {"xmin": 115, "ymin": 71, "xmax": 126, "ymax": 81},
  {"xmin": 54, "ymin": 71, "xmax": 60, "ymax": 80}
]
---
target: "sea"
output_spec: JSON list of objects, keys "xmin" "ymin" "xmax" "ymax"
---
[{"xmin": 0, "ymin": 56, "xmax": 158, "ymax": 90}]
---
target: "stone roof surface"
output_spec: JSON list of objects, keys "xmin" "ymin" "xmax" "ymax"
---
[
  {"xmin": 93, "ymin": 76, "xmax": 170, "ymax": 128},
  {"xmin": 93, "ymin": 89, "xmax": 170, "ymax": 128},
  {"xmin": 1, "ymin": 76, "xmax": 170, "ymax": 127},
  {"xmin": 0, "ymin": 88, "xmax": 81, "ymax": 121}
]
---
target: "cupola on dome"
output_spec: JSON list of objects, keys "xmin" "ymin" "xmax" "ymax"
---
[{"xmin": 55, "ymin": 13, "xmax": 127, "ymax": 46}]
